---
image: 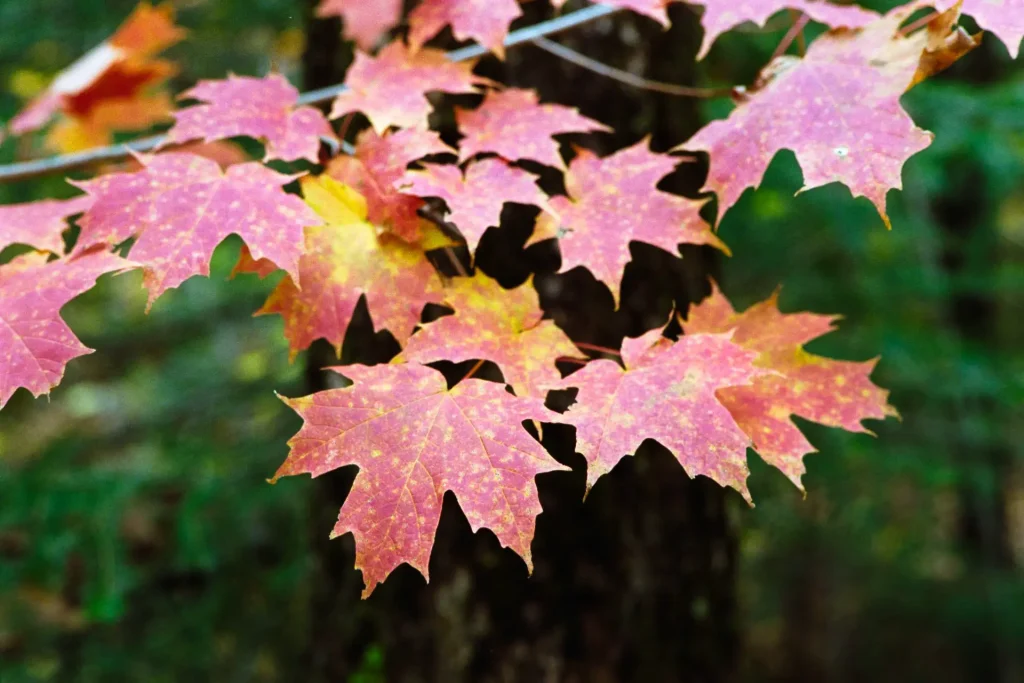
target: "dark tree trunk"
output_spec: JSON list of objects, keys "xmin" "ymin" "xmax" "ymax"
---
[
  {"xmin": 933, "ymin": 44, "xmax": 1016, "ymax": 683},
  {"xmin": 301, "ymin": 4, "xmax": 740, "ymax": 681}
]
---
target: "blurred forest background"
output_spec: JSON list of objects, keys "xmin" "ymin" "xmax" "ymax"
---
[{"xmin": 0, "ymin": 0, "xmax": 1022, "ymax": 681}]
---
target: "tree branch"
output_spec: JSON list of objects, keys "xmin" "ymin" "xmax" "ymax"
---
[
  {"xmin": 531, "ymin": 37, "xmax": 735, "ymax": 99},
  {"xmin": 0, "ymin": 4, "xmax": 620, "ymax": 184}
]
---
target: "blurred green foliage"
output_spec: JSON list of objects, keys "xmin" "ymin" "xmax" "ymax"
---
[{"xmin": 0, "ymin": 0, "xmax": 1021, "ymax": 681}]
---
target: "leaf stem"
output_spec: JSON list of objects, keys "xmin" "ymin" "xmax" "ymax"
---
[
  {"xmin": 463, "ymin": 359, "xmax": 486, "ymax": 381},
  {"xmin": 770, "ymin": 13, "xmax": 811, "ymax": 63},
  {"xmin": 897, "ymin": 10, "xmax": 941, "ymax": 37},
  {"xmin": 789, "ymin": 10, "xmax": 807, "ymax": 56},
  {"xmin": 575, "ymin": 341, "xmax": 622, "ymax": 356}
]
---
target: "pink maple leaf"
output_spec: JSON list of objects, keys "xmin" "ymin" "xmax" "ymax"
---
[
  {"xmin": 397, "ymin": 158, "xmax": 546, "ymax": 252},
  {"xmin": 0, "ymin": 195, "xmax": 93, "ymax": 254},
  {"xmin": 168, "ymin": 74, "xmax": 335, "ymax": 163},
  {"xmin": 73, "ymin": 152, "xmax": 318, "ymax": 308},
  {"xmin": 0, "ymin": 247, "xmax": 135, "ymax": 408},
  {"xmin": 274, "ymin": 362, "xmax": 567, "ymax": 596},
  {"xmin": 408, "ymin": 0, "xmax": 523, "ymax": 58},
  {"xmin": 455, "ymin": 88, "xmax": 609, "ymax": 169},
  {"xmin": 330, "ymin": 42, "xmax": 486, "ymax": 132},
  {"xmin": 547, "ymin": 140, "xmax": 725, "ymax": 303}
]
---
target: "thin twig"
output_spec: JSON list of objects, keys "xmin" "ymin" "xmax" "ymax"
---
[
  {"xmin": 897, "ymin": 10, "xmax": 941, "ymax": 37},
  {"xmin": 574, "ymin": 341, "xmax": 621, "ymax": 356},
  {"xmin": 335, "ymin": 113, "xmax": 355, "ymax": 144},
  {"xmin": 788, "ymin": 9, "xmax": 807, "ymax": 56},
  {"xmin": 0, "ymin": 4, "xmax": 620, "ymax": 184},
  {"xmin": 443, "ymin": 247, "xmax": 468, "ymax": 278},
  {"xmin": 770, "ymin": 13, "xmax": 811, "ymax": 62},
  {"xmin": 463, "ymin": 359, "xmax": 486, "ymax": 381},
  {"xmin": 531, "ymin": 37, "xmax": 734, "ymax": 99}
]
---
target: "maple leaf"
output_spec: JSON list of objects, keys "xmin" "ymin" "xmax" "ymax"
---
[
  {"xmin": 330, "ymin": 42, "xmax": 486, "ymax": 132},
  {"xmin": 682, "ymin": 281, "xmax": 898, "ymax": 490},
  {"xmin": 545, "ymin": 140, "xmax": 726, "ymax": 303},
  {"xmin": 7, "ymin": 2, "xmax": 184, "ymax": 150},
  {"xmin": 167, "ymin": 74, "xmax": 335, "ymax": 163},
  {"xmin": 937, "ymin": 0, "xmax": 1022, "ymax": 58},
  {"xmin": 397, "ymin": 159, "xmax": 546, "ymax": 252},
  {"xmin": 274, "ymin": 362, "xmax": 566, "ymax": 596},
  {"xmin": 401, "ymin": 272, "xmax": 579, "ymax": 396},
  {"xmin": 679, "ymin": 4, "xmax": 978, "ymax": 227},
  {"xmin": 692, "ymin": 0, "xmax": 879, "ymax": 59},
  {"xmin": 316, "ymin": 0, "xmax": 402, "ymax": 50},
  {"xmin": 0, "ymin": 196, "xmax": 93, "ymax": 254},
  {"xmin": 408, "ymin": 0, "xmax": 522, "ymax": 58},
  {"xmin": 73, "ymin": 152, "xmax": 318, "ymax": 308},
  {"xmin": 0, "ymin": 247, "xmax": 135, "ymax": 409},
  {"xmin": 558, "ymin": 328, "xmax": 765, "ymax": 500},
  {"xmin": 251, "ymin": 176, "xmax": 449, "ymax": 355},
  {"xmin": 455, "ymin": 88, "xmax": 609, "ymax": 169},
  {"xmin": 326, "ymin": 127, "xmax": 453, "ymax": 242},
  {"xmin": 550, "ymin": 0, "xmax": 669, "ymax": 24}
]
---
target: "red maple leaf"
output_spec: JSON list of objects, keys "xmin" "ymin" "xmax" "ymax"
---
[
  {"xmin": 400, "ymin": 272, "xmax": 579, "ymax": 397},
  {"xmin": 397, "ymin": 158, "xmax": 546, "ymax": 252},
  {"xmin": 455, "ymin": 88, "xmax": 609, "ymax": 169},
  {"xmin": 326, "ymin": 127, "xmax": 453, "ymax": 243},
  {"xmin": 316, "ymin": 0, "xmax": 402, "ymax": 50},
  {"xmin": 558, "ymin": 328, "xmax": 765, "ymax": 500},
  {"xmin": 546, "ymin": 140, "xmax": 726, "ymax": 302},
  {"xmin": 682, "ymin": 281, "xmax": 898, "ymax": 489},
  {"xmin": 73, "ymin": 152, "xmax": 319, "ymax": 308},
  {"xmin": 0, "ymin": 196, "xmax": 93, "ymax": 254},
  {"xmin": 167, "ymin": 74, "xmax": 336, "ymax": 163},
  {"xmin": 8, "ymin": 2, "xmax": 184, "ymax": 151},
  {"xmin": 0, "ymin": 247, "xmax": 135, "ymax": 408},
  {"xmin": 408, "ymin": 0, "xmax": 522, "ymax": 58},
  {"xmin": 680, "ymin": 4, "xmax": 978, "ymax": 227},
  {"xmin": 692, "ymin": 0, "xmax": 878, "ymax": 59},
  {"xmin": 274, "ymin": 362, "xmax": 566, "ymax": 596},
  {"xmin": 245, "ymin": 176, "xmax": 450, "ymax": 356},
  {"xmin": 330, "ymin": 42, "xmax": 486, "ymax": 132}
]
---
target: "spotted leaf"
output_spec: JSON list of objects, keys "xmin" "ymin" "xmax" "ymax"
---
[
  {"xmin": 168, "ymin": 74, "xmax": 335, "ymax": 163},
  {"xmin": 316, "ymin": 0, "xmax": 403, "ymax": 50},
  {"xmin": 250, "ymin": 176, "xmax": 448, "ymax": 355},
  {"xmin": 397, "ymin": 159, "xmax": 546, "ymax": 252},
  {"xmin": 682, "ymin": 281, "xmax": 898, "ymax": 490},
  {"xmin": 0, "ymin": 196, "xmax": 93, "ymax": 254},
  {"xmin": 0, "ymin": 247, "xmax": 135, "ymax": 408},
  {"xmin": 455, "ymin": 88, "xmax": 609, "ymax": 169},
  {"xmin": 274, "ymin": 362, "xmax": 566, "ymax": 596},
  {"xmin": 73, "ymin": 152, "xmax": 318, "ymax": 308},
  {"xmin": 559, "ymin": 328, "xmax": 765, "ymax": 499},
  {"xmin": 330, "ymin": 42, "xmax": 486, "ymax": 132},
  {"xmin": 401, "ymin": 272, "xmax": 579, "ymax": 396},
  {"xmin": 547, "ymin": 140, "xmax": 725, "ymax": 303},
  {"xmin": 409, "ymin": 0, "xmax": 522, "ymax": 57},
  {"xmin": 679, "ymin": 4, "xmax": 978, "ymax": 227},
  {"xmin": 326, "ymin": 127, "xmax": 453, "ymax": 243}
]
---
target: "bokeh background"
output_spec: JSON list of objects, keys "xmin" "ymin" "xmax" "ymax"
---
[{"xmin": 0, "ymin": 1, "xmax": 1021, "ymax": 681}]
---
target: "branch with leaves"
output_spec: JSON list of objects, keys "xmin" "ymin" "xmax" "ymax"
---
[{"xmin": 0, "ymin": 0, "xmax": 996, "ymax": 597}]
